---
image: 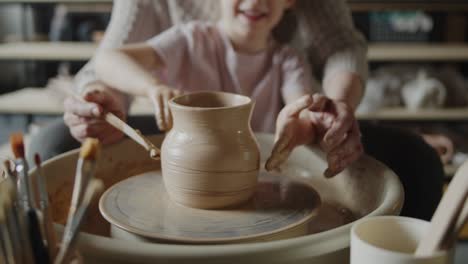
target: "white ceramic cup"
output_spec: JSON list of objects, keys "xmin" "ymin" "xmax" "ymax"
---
[{"xmin": 351, "ymin": 216, "xmax": 453, "ymax": 264}]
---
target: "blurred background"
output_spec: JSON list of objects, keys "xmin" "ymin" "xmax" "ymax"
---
[{"xmin": 0, "ymin": 0, "xmax": 466, "ymax": 262}]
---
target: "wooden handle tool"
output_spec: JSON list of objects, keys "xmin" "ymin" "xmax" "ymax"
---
[
  {"xmin": 415, "ymin": 160, "xmax": 468, "ymax": 256},
  {"xmin": 63, "ymin": 88, "xmax": 160, "ymax": 159}
]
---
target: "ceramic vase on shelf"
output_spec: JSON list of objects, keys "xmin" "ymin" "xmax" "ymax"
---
[{"xmin": 161, "ymin": 91, "xmax": 260, "ymax": 209}]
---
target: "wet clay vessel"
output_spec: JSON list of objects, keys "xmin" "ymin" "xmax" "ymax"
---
[{"xmin": 161, "ymin": 92, "xmax": 260, "ymax": 209}]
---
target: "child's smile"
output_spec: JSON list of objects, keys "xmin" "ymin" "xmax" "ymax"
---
[
  {"xmin": 237, "ymin": 6, "xmax": 269, "ymax": 24},
  {"xmin": 221, "ymin": 0, "xmax": 295, "ymax": 53}
]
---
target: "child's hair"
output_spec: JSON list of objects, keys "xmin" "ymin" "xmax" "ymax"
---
[{"xmin": 272, "ymin": 4, "xmax": 298, "ymax": 44}]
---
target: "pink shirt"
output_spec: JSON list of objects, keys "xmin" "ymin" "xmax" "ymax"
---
[{"xmin": 147, "ymin": 22, "xmax": 314, "ymax": 132}]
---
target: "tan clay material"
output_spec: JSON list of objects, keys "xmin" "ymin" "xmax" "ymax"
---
[
  {"xmin": 162, "ymin": 92, "xmax": 260, "ymax": 209},
  {"xmin": 19, "ymin": 134, "xmax": 404, "ymax": 264}
]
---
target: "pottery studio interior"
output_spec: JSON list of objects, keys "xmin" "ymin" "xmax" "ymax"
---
[{"xmin": 0, "ymin": 0, "xmax": 468, "ymax": 264}]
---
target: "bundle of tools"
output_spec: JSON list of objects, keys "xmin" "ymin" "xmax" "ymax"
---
[{"xmin": 1, "ymin": 133, "xmax": 103, "ymax": 264}]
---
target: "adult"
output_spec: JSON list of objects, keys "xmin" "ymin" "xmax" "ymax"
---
[{"xmin": 28, "ymin": 0, "xmax": 443, "ymax": 220}]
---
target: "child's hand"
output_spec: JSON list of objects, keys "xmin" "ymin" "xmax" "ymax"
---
[
  {"xmin": 265, "ymin": 95, "xmax": 317, "ymax": 171},
  {"xmin": 64, "ymin": 82, "xmax": 127, "ymax": 144},
  {"xmin": 147, "ymin": 85, "xmax": 182, "ymax": 131}
]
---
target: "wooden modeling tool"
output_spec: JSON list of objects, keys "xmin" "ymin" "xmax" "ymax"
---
[
  {"xmin": 415, "ymin": 160, "xmax": 468, "ymax": 256},
  {"xmin": 34, "ymin": 153, "xmax": 59, "ymax": 260},
  {"xmin": 55, "ymin": 179, "xmax": 104, "ymax": 264},
  {"xmin": 63, "ymin": 89, "xmax": 160, "ymax": 159}
]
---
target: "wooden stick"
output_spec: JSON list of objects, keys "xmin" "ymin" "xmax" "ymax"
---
[
  {"xmin": 104, "ymin": 113, "xmax": 160, "ymax": 159},
  {"xmin": 61, "ymin": 138, "xmax": 100, "ymax": 255},
  {"xmin": 455, "ymin": 199, "xmax": 468, "ymax": 233},
  {"xmin": 62, "ymin": 88, "xmax": 160, "ymax": 159},
  {"xmin": 34, "ymin": 153, "xmax": 59, "ymax": 260},
  {"xmin": 415, "ymin": 160, "xmax": 468, "ymax": 256},
  {"xmin": 55, "ymin": 179, "xmax": 104, "ymax": 264}
]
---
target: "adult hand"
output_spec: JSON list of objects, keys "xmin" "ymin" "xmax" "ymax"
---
[
  {"xmin": 63, "ymin": 82, "xmax": 127, "ymax": 144},
  {"xmin": 309, "ymin": 94, "xmax": 363, "ymax": 177},
  {"xmin": 422, "ymin": 133, "xmax": 454, "ymax": 165},
  {"xmin": 147, "ymin": 85, "xmax": 182, "ymax": 131},
  {"xmin": 266, "ymin": 94, "xmax": 363, "ymax": 178}
]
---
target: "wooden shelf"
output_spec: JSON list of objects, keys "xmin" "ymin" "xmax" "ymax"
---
[
  {"xmin": 0, "ymin": 88, "xmax": 153, "ymax": 115},
  {"xmin": 368, "ymin": 44, "xmax": 468, "ymax": 61},
  {"xmin": 0, "ymin": 42, "xmax": 97, "ymax": 61},
  {"xmin": 0, "ymin": 0, "xmax": 111, "ymax": 3},
  {"xmin": 349, "ymin": 0, "xmax": 468, "ymax": 12},
  {"xmin": 357, "ymin": 107, "xmax": 468, "ymax": 121},
  {"xmin": 0, "ymin": 42, "xmax": 467, "ymax": 62}
]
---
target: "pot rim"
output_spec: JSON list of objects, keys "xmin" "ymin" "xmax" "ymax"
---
[{"xmin": 169, "ymin": 91, "xmax": 252, "ymax": 111}]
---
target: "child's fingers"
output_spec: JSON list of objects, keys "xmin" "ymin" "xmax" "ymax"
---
[
  {"xmin": 162, "ymin": 90, "xmax": 173, "ymax": 130},
  {"xmin": 265, "ymin": 148, "xmax": 292, "ymax": 172},
  {"xmin": 149, "ymin": 92, "xmax": 166, "ymax": 131},
  {"xmin": 157, "ymin": 93, "xmax": 167, "ymax": 131},
  {"xmin": 272, "ymin": 128, "xmax": 292, "ymax": 156},
  {"xmin": 309, "ymin": 94, "xmax": 329, "ymax": 112},
  {"xmin": 266, "ymin": 130, "xmax": 292, "ymax": 171},
  {"xmin": 284, "ymin": 95, "xmax": 313, "ymax": 118}
]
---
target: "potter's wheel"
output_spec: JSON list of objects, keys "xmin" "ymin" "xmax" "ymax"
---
[{"xmin": 99, "ymin": 169, "xmax": 321, "ymax": 244}]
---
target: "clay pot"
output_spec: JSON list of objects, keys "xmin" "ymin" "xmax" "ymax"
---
[{"xmin": 161, "ymin": 92, "xmax": 260, "ymax": 209}]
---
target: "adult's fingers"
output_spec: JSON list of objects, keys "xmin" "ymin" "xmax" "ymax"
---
[
  {"xmin": 323, "ymin": 102, "xmax": 354, "ymax": 150},
  {"xmin": 324, "ymin": 122, "xmax": 363, "ymax": 177}
]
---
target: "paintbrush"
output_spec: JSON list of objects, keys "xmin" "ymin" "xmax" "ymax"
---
[
  {"xmin": 34, "ymin": 153, "xmax": 59, "ymax": 260},
  {"xmin": 10, "ymin": 132, "xmax": 50, "ymax": 263},
  {"xmin": 2, "ymin": 173, "xmax": 33, "ymax": 264},
  {"xmin": 10, "ymin": 132, "xmax": 35, "ymax": 211},
  {"xmin": 1, "ymin": 180, "xmax": 23, "ymax": 264},
  {"xmin": 60, "ymin": 138, "xmax": 101, "ymax": 258},
  {"xmin": 55, "ymin": 179, "xmax": 104, "ymax": 264},
  {"xmin": 0, "ymin": 193, "xmax": 15, "ymax": 264},
  {"xmin": 3, "ymin": 160, "xmax": 15, "ymax": 183},
  {"xmin": 61, "ymin": 88, "xmax": 160, "ymax": 159},
  {"xmin": 68, "ymin": 138, "xmax": 100, "ymax": 216},
  {"xmin": 415, "ymin": 160, "xmax": 468, "ymax": 256}
]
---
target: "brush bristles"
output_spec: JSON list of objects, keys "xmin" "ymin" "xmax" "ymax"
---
[
  {"xmin": 79, "ymin": 138, "xmax": 101, "ymax": 160},
  {"xmin": 10, "ymin": 132, "xmax": 24, "ymax": 159},
  {"xmin": 34, "ymin": 153, "xmax": 41, "ymax": 167}
]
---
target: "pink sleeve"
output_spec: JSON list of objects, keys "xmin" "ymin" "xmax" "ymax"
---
[
  {"xmin": 281, "ymin": 48, "xmax": 319, "ymax": 104},
  {"xmin": 146, "ymin": 24, "xmax": 190, "ymax": 82}
]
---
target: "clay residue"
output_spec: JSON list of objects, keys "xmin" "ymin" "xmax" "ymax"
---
[{"xmin": 51, "ymin": 160, "xmax": 160, "ymax": 237}]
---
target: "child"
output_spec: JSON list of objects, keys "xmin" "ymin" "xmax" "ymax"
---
[{"xmin": 95, "ymin": 0, "xmax": 341, "ymax": 173}]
